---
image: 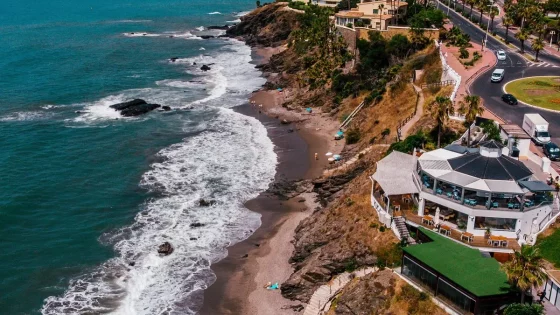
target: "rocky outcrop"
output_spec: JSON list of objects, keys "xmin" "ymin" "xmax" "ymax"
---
[
  {"xmin": 110, "ymin": 99, "xmax": 161, "ymax": 116},
  {"xmin": 158, "ymin": 242, "xmax": 174, "ymax": 256},
  {"xmin": 200, "ymin": 64, "xmax": 211, "ymax": 71},
  {"xmin": 199, "ymin": 199, "xmax": 216, "ymax": 207},
  {"xmin": 226, "ymin": 3, "xmax": 301, "ymax": 47},
  {"xmin": 332, "ymin": 270, "xmax": 396, "ymax": 314}
]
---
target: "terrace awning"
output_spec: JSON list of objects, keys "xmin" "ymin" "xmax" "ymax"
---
[
  {"xmin": 372, "ymin": 151, "xmax": 419, "ymax": 196},
  {"xmin": 519, "ymin": 180, "xmax": 555, "ymax": 192}
]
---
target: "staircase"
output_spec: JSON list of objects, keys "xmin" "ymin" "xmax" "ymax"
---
[
  {"xmin": 393, "ymin": 216, "xmax": 416, "ymax": 244},
  {"xmin": 339, "ymin": 101, "xmax": 365, "ymax": 130}
]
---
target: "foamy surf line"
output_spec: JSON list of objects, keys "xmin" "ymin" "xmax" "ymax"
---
[{"xmin": 41, "ymin": 37, "xmax": 277, "ymax": 315}]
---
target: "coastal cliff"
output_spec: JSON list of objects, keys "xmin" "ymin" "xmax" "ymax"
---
[
  {"xmin": 227, "ymin": 2, "xmax": 449, "ymax": 312},
  {"xmin": 227, "ymin": 3, "xmax": 301, "ymax": 47}
]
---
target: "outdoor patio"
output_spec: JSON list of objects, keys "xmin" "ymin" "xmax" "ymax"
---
[{"xmin": 402, "ymin": 210, "xmax": 520, "ymax": 251}]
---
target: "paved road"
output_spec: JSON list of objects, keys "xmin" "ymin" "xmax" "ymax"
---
[
  {"xmin": 443, "ymin": 3, "xmax": 560, "ymax": 169},
  {"xmin": 440, "ymin": 0, "xmax": 560, "ymax": 66}
]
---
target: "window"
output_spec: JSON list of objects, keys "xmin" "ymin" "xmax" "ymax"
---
[
  {"xmin": 388, "ymin": 10, "xmax": 394, "ymax": 15},
  {"xmin": 373, "ymin": 9, "xmax": 379, "ymax": 14},
  {"xmin": 474, "ymin": 217, "xmax": 516, "ymax": 231},
  {"xmin": 437, "ymin": 278, "xmax": 476, "ymax": 314},
  {"xmin": 402, "ymin": 256, "xmax": 438, "ymax": 294}
]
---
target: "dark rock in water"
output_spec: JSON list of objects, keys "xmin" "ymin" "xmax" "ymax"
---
[
  {"xmin": 190, "ymin": 222, "xmax": 205, "ymax": 228},
  {"xmin": 200, "ymin": 64, "xmax": 211, "ymax": 71},
  {"xmin": 169, "ymin": 57, "xmax": 178, "ymax": 62},
  {"xmin": 169, "ymin": 35, "xmax": 174, "ymax": 38},
  {"xmin": 161, "ymin": 106, "xmax": 171, "ymax": 111},
  {"xmin": 280, "ymin": 119, "xmax": 289, "ymax": 125},
  {"xmin": 200, "ymin": 35, "xmax": 215, "ymax": 39},
  {"xmin": 208, "ymin": 25, "xmax": 230, "ymax": 30},
  {"xmin": 193, "ymin": 62, "xmax": 197, "ymax": 65},
  {"xmin": 129, "ymin": 261, "xmax": 135, "ymax": 266},
  {"xmin": 110, "ymin": 99, "xmax": 147, "ymax": 111},
  {"xmin": 190, "ymin": 237, "xmax": 198, "ymax": 241},
  {"xmin": 121, "ymin": 103, "xmax": 161, "ymax": 117},
  {"xmin": 157, "ymin": 242, "xmax": 174, "ymax": 256},
  {"xmin": 199, "ymin": 199, "xmax": 216, "ymax": 207}
]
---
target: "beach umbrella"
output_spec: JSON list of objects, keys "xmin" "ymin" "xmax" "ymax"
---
[
  {"xmin": 434, "ymin": 207, "xmax": 441, "ymax": 226},
  {"xmin": 327, "ymin": 157, "xmax": 335, "ymax": 162},
  {"xmin": 333, "ymin": 155, "xmax": 341, "ymax": 161},
  {"xmin": 325, "ymin": 152, "xmax": 333, "ymax": 156}
]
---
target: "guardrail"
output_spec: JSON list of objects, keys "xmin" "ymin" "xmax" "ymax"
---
[
  {"xmin": 420, "ymin": 80, "xmax": 455, "ymax": 89},
  {"xmin": 339, "ymin": 100, "xmax": 365, "ymax": 130}
]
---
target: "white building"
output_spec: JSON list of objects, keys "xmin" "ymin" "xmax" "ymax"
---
[{"xmin": 370, "ymin": 141, "xmax": 558, "ymax": 252}]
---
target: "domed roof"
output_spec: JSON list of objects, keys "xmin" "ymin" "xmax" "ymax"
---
[{"xmin": 447, "ymin": 148, "xmax": 532, "ymax": 181}]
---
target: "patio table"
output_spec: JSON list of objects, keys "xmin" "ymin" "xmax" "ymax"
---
[
  {"xmin": 422, "ymin": 215, "xmax": 434, "ymax": 225},
  {"xmin": 461, "ymin": 232, "xmax": 474, "ymax": 243},
  {"xmin": 439, "ymin": 225, "xmax": 451, "ymax": 236}
]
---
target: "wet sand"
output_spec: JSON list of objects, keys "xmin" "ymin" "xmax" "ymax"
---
[{"xmin": 199, "ymin": 48, "xmax": 341, "ymax": 315}]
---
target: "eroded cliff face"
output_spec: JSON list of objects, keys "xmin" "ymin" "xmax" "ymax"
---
[
  {"xmin": 227, "ymin": 3, "xmax": 301, "ymax": 47},
  {"xmin": 280, "ymin": 149, "xmax": 399, "ymax": 303}
]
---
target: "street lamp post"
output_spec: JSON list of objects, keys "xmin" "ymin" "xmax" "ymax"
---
[
  {"xmin": 482, "ymin": 1, "xmax": 493, "ymax": 52},
  {"xmin": 550, "ymin": 31, "xmax": 556, "ymax": 48}
]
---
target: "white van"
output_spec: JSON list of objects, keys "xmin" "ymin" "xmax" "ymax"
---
[{"xmin": 491, "ymin": 69, "xmax": 505, "ymax": 82}]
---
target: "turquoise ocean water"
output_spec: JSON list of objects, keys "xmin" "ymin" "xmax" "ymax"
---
[{"xmin": 0, "ymin": 1, "xmax": 277, "ymax": 314}]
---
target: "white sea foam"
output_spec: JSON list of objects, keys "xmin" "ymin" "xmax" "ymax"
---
[
  {"xmin": 195, "ymin": 26, "xmax": 205, "ymax": 31},
  {"xmin": 42, "ymin": 35, "xmax": 274, "ymax": 315},
  {"xmin": 226, "ymin": 18, "xmax": 242, "ymax": 23},
  {"xmin": 207, "ymin": 11, "xmax": 222, "ymax": 15},
  {"xmin": 42, "ymin": 108, "xmax": 277, "ymax": 315},
  {"xmin": 123, "ymin": 31, "xmax": 201, "ymax": 40},
  {"xmin": 112, "ymin": 19, "xmax": 153, "ymax": 23},
  {"xmin": 0, "ymin": 111, "xmax": 52, "ymax": 122},
  {"xmin": 235, "ymin": 11, "xmax": 251, "ymax": 17}
]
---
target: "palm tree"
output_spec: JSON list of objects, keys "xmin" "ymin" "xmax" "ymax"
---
[
  {"xmin": 532, "ymin": 37, "xmax": 545, "ymax": 62},
  {"xmin": 489, "ymin": 6, "xmax": 499, "ymax": 31},
  {"xmin": 503, "ymin": 15, "xmax": 514, "ymax": 44},
  {"xmin": 516, "ymin": 28, "xmax": 530, "ymax": 54},
  {"xmin": 501, "ymin": 245, "xmax": 547, "ymax": 304},
  {"xmin": 430, "ymin": 96, "xmax": 454, "ymax": 148},
  {"xmin": 378, "ymin": 4, "xmax": 384, "ymax": 30},
  {"xmin": 477, "ymin": 0, "xmax": 488, "ymax": 25},
  {"xmin": 468, "ymin": 0, "xmax": 476, "ymax": 19},
  {"xmin": 458, "ymin": 95, "xmax": 484, "ymax": 147}
]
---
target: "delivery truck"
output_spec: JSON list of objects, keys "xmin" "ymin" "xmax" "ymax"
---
[{"xmin": 522, "ymin": 114, "xmax": 551, "ymax": 145}]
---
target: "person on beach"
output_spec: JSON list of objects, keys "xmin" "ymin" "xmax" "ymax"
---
[{"xmin": 314, "ymin": 153, "xmax": 318, "ymax": 160}]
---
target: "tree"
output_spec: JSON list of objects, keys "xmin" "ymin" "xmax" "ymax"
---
[
  {"xmin": 336, "ymin": 0, "xmax": 359, "ymax": 10},
  {"xmin": 489, "ymin": 6, "xmax": 499, "ymax": 31},
  {"xmin": 430, "ymin": 96, "xmax": 453, "ymax": 148},
  {"xmin": 501, "ymin": 245, "xmax": 547, "ymax": 304},
  {"xmin": 503, "ymin": 15, "xmax": 514, "ymax": 44},
  {"xmin": 458, "ymin": 95, "xmax": 484, "ymax": 147},
  {"xmin": 515, "ymin": 29, "xmax": 530, "ymax": 54},
  {"xmin": 532, "ymin": 37, "xmax": 545, "ymax": 62},
  {"xmin": 545, "ymin": 0, "xmax": 560, "ymax": 18},
  {"xmin": 477, "ymin": 0, "xmax": 489, "ymax": 26},
  {"xmin": 467, "ymin": 0, "xmax": 476, "ymax": 19},
  {"xmin": 462, "ymin": 0, "xmax": 466, "ymax": 12},
  {"xmin": 504, "ymin": 303, "xmax": 544, "ymax": 315},
  {"xmin": 387, "ymin": 34, "xmax": 412, "ymax": 59}
]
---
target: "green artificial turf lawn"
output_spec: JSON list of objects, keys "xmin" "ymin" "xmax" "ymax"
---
[
  {"xmin": 536, "ymin": 228, "xmax": 560, "ymax": 268},
  {"xmin": 504, "ymin": 77, "xmax": 560, "ymax": 111},
  {"xmin": 404, "ymin": 228, "xmax": 511, "ymax": 297}
]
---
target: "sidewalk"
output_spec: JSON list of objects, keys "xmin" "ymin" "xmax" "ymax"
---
[{"xmin": 439, "ymin": 38, "xmax": 497, "ymax": 112}]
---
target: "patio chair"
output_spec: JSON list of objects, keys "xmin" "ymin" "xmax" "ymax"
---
[
  {"xmin": 492, "ymin": 201, "xmax": 499, "ymax": 208},
  {"xmin": 436, "ymin": 188, "xmax": 443, "ymax": 195},
  {"xmin": 446, "ymin": 192, "xmax": 453, "ymax": 198}
]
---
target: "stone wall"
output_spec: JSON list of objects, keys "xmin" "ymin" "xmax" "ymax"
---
[
  {"xmin": 355, "ymin": 26, "xmax": 440, "ymax": 41},
  {"xmin": 336, "ymin": 25, "xmax": 358, "ymax": 51}
]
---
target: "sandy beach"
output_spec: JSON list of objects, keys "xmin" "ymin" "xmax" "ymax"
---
[{"xmin": 200, "ymin": 48, "xmax": 343, "ymax": 314}]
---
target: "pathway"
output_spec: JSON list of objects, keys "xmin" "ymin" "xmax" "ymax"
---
[
  {"xmin": 323, "ymin": 144, "xmax": 390, "ymax": 176},
  {"xmin": 400, "ymin": 84, "xmax": 424, "ymax": 138},
  {"xmin": 303, "ymin": 267, "xmax": 378, "ymax": 315}
]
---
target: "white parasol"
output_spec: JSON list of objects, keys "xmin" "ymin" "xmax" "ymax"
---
[
  {"xmin": 325, "ymin": 152, "xmax": 333, "ymax": 156},
  {"xmin": 434, "ymin": 207, "xmax": 441, "ymax": 226}
]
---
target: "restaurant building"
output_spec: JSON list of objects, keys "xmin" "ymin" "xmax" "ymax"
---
[
  {"xmin": 402, "ymin": 228, "xmax": 517, "ymax": 314},
  {"xmin": 371, "ymin": 140, "xmax": 558, "ymax": 251}
]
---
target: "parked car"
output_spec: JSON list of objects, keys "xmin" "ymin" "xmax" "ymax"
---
[
  {"xmin": 491, "ymin": 69, "xmax": 505, "ymax": 82},
  {"xmin": 497, "ymin": 50, "xmax": 507, "ymax": 61},
  {"xmin": 501, "ymin": 94, "xmax": 518, "ymax": 105},
  {"xmin": 543, "ymin": 142, "xmax": 560, "ymax": 161}
]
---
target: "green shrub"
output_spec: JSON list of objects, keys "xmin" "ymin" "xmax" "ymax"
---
[
  {"xmin": 369, "ymin": 222, "xmax": 378, "ymax": 229},
  {"xmin": 346, "ymin": 128, "xmax": 361, "ymax": 144},
  {"xmin": 346, "ymin": 23, "xmax": 353, "ymax": 28},
  {"xmin": 425, "ymin": 67, "xmax": 442, "ymax": 84},
  {"xmin": 459, "ymin": 47, "xmax": 469, "ymax": 59},
  {"xmin": 344, "ymin": 258, "xmax": 358, "ymax": 272},
  {"xmin": 503, "ymin": 303, "xmax": 544, "ymax": 315},
  {"xmin": 379, "ymin": 225, "xmax": 386, "ymax": 232}
]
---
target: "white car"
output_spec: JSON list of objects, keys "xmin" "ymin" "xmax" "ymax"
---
[{"xmin": 497, "ymin": 50, "xmax": 507, "ymax": 61}]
